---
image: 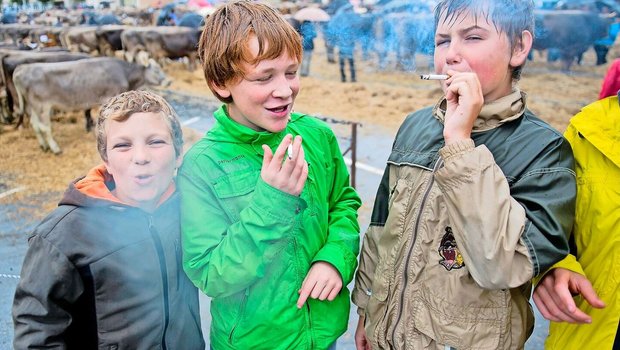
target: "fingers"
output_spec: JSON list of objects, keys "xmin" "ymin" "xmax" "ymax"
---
[
  {"xmin": 296, "ymin": 282, "xmax": 313, "ymax": 309},
  {"xmin": 533, "ymin": 284, "xmax": 564, "ymax": 322},
  {"xmin": 577, "ymin": 277, "xmax": 606, "ymax": 309},
  {"xmin": 261, "ymin": 144, "xmax": 273, "ymax": 167},
  {"xmin": 296, "ymin": 263, "xmax": 343, "ymax": 308},
  {"xmin": 355, "ymin": 316, "xmax": 370, "ymax": 350},
  {"xmin": 534, "ymin": 269, "xmax": 599, "ymax": 324},
  {"xmin": 261, "ymin": 134, "xmax": 308, "ymax": 196},
  {"xmin": 268, "ymin": 134, "xmax": 293, "ymax": 172}
]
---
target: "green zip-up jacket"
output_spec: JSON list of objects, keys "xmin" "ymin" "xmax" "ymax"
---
[{"xmin": 178, "ymin": 106, "xmax": 361, "ymax": 350}]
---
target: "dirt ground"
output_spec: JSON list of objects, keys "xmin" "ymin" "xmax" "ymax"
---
[{"xmin": 0, "ymin": 37, "xmax": 615, "ymax": 218}]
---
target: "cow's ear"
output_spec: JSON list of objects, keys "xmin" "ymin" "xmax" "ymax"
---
[
  {"xmin": 510, "ymin": 30, "xmax": 533, "ymax": 67},
  {"xmin": 210, "ymin": 81, "xmax": 231, "ymax": 99}
]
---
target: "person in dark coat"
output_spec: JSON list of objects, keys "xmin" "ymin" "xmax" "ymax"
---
[
  {"xmin": 12, "ymin": 90, "xmax": 204, "ymax": 350},
  {"xmin": 299, "ymin": 20, "xmax": 317, "ymax": 76}
]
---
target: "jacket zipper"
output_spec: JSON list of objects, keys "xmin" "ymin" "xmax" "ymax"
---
[
  {"xmin": 306, "ymin": 302, "xmax": 314, "ymax": 349},
  {"xmin": 228, "ymin": 288, "xmax": 249, "ymax": 345},
  {"xmin": 148, "ymin": 216, "xmax": 170, "ymax": 350},
  {"xmin": 390, "ymin": 157, "xmax": 443, "ymax": 346}
]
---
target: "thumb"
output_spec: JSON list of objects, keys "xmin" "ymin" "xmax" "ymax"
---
[{"xmin": 577, "ymin": 278, "xmax": 606, "ymax": 309}]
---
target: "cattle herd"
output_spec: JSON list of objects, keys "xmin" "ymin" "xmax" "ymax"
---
[
  {"xmin": 0, "ymin": 16, "xmax": 200, "ymax": 154},
  {"xmin": 0, "ymin": 0, "xmax": 617, "ymax": 154}
]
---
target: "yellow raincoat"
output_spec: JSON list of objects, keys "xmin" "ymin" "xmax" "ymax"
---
[{"xmin": 545, "ymin": 95, "xmax": 620, "ymax": 349}]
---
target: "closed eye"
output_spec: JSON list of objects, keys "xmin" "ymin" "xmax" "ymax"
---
[
  {"xmin": 149, "ymin": 139, "xmax": 168, "ymax": 146},
  {"xmin": 112, "ymin": 143, "xmax": 131, "ymax": 150}
]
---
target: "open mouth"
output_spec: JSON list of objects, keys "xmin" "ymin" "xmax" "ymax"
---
[
  {"xmin": 266, "ymin": 104, "xmax": 289, "ymax": 113},
  {"xmin": 135, "ymin": 174, "xmax": 153, "ymax": 184}
]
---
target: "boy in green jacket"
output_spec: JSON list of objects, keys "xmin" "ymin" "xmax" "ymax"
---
[{"xmin": 178, "ymin": 1, "xmax": 361, "ymax": 349}]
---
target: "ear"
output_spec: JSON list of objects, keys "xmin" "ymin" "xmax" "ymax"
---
[
  {"xmin": 510, "ymin": 30, "xmax": 533, "ymax": 67},
  {"xmin": 175, "ymin": 155, "xmax": 182, "ymax": 169},
  {"xmin": 103, "ymin": 160, "xmax": 113, "ymax": 175},
  {"xmin": 209, "ymin": 81, "xmax": 231, "ymax": 99}
]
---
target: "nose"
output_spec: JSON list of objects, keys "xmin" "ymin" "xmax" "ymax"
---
[
  {"xmin": 132, "ymin": 144, "xmax": 151, "ymax": 165},
  {"xmin": 272, "ymin": 75, "xmax": 294, "ymax": 99},
  {"xmin": 445, "ymin": 41, "xmax": 461, "ymax": 65}
]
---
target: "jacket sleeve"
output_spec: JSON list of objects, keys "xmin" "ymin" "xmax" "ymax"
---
[
  {"xmin": 13, "ymin": 234, "xmax": 84, "ymax": 349},
  {"xmin": 351, "ymin": 167, "xmax": 390, "ymax": 314},
  {"xmin": 434, "ymin": 139, "xmax": 575, "ymax": 290},
  {"xmin": 179, "ymin": 160, "xmax": 307, "ymax": 298},
  {"xmin": 311, "ymin": 130, "xmax": 361, "ymax": 285}
]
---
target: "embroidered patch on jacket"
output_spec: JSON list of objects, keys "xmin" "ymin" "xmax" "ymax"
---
[{"xmin": 438, "ymin": 226, "xmax": 464, "ymax": 271}]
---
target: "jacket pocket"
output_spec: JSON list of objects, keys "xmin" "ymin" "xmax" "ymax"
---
[
  {"xmin": 409, "ymin": 286, "xmax": 510, "ymax": 349},
  {"xmin": 213, "ymin": 170, "xmax": 260, "ymax": 221}
]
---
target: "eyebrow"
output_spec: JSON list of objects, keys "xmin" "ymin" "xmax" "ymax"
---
[{"xmin": 435, "ymin": 25, "xmax": 487, "ymax": 38}]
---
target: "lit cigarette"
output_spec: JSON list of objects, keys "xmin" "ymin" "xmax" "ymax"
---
[
  {"xmin": 287, "ymin": 144, "xmax": 293, "ymax": 159},
  {"xmin": 420, "ymin": 74, "xmax": 449, "ymax": 80}
]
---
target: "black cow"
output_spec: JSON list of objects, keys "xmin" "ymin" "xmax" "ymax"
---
[
  {"xmin": 533, "ymin": 10, "xmax": 610, "ymax": 70},
  {"xmin": 95, "ymin": 25, "xmax": 126, "ymax": 57}
]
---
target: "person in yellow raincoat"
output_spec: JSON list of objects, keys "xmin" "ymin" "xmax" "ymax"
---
[{"xmin": 533, "ymin": 92, "xmax": 620, "ymax": 349}]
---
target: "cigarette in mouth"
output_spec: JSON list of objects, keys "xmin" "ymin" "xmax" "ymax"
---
[
  {"xmin": 287, "ymin": 143, "xmax": 293, "ymax": 159},
  {"xmin": 420, "ymin": 74, "xmax": 449, "ymax": 80}
]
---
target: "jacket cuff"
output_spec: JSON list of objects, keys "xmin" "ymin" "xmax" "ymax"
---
[
  {"xmin": 532, "ymin": 254, "xmax": 585, "ymax": 287},
  {"xmin": 439, "ymin": 139, "xmax": 475, "ymax": 160},
  {"xmin": 311, "ymin": 243, "xmax": 357, "ymax": 284},
  {"xmin": 351, "ymin": 287, "xmax": 370, "ymax": 312},
  {"xmin": 252, "ymin": 178, "xmax": 307, "ymax": 221}
]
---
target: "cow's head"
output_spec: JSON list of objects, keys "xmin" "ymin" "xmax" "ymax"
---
[{"xmin": 145, "ymin": 58, "xmax": 172, "ymax": 87}]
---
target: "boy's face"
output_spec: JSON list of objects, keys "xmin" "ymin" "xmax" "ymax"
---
[
  {"xmin": 104, "ymin": 112, "xmax": 181, "ymax": 212},
  {"xmin": 213, "ymin": 35, "xmax": 300, "ymax": 132},
  {"xmin": 434, "ymin": 10, "xmax": 528, "ymax": 102}
]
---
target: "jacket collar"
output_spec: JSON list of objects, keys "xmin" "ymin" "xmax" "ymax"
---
[
  {"xmin": 66, "ymin": 164, "xmax": 176, "ymax": 211},
  {"xmin": 432, "ymin": 88, "xmax": 527, "ymax": 132},
  {"xmin": 570, "ymin": 95, "xmax": 620, "ymax": 167},
  {"xmin": 207, "ymin": 105, "xmax": 289, "ymax": 149}
]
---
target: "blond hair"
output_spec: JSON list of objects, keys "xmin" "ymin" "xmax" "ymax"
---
[
  {"xmin": 198, "ymin": 0, "xmax": 303, "ymax": 103},
  {"xmin": 96, "ymin": 90, "xmax": 183, "ymax": 161}
]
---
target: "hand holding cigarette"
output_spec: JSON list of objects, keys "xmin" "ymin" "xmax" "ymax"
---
[{"xmin": 260, "ymin": 134, "xmax": 308, "ymax": 197}]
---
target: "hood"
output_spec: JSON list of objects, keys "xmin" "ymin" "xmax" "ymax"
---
[
  {"xmin": 432, "ymin": 88, "xmax": 527, "ymax": 132},
  {"xmin": 60, "ymin": 164, "xmax": 175, "ymax": 210},
  {"xmin": 570, "ymin": 95, "xmax": 620, "ymax": 168},
  {"xmin": 206, "ymin": 105, "xmax": 303, "ymax": 151}
]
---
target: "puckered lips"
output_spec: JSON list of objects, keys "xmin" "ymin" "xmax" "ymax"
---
[{"xmin": 134, "ymin": 173, "xmax": 154, "ymax": 185}]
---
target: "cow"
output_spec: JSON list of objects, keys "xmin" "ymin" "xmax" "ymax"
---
[
  {"xmin": 95, "ymin": 25, "xmax": 126, "ymax": 57},
  {"xmin": 29, "ymin": 26, "xmax": 64, "ymax": 48},
  {"xmin": 533, "ymin": 10, "xmax": 610, "ymax": 70},
  {"xmin": 13, "ymin": 57, "xmax": 172, "ymax": 154},
  {"xmin": 0, "ymin": 51, "xmax": 90, "ymax": 126},
  {"xmin": 121, "ymin": 26, "xmax": 201, "ymax": 70},
  {"xmin": 0, "ymin": 24, "xmax": 34, "ymax": 46},
  {"xmin": 62, "ymin": 26, "xmax": 99, "ymax": 54}
]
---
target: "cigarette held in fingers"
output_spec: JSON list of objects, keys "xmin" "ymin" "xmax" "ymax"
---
[
  {"xmin": 420, "ymin": 74, "xmax": 449, "ymax": 80},
  {"xmin": 287, "ymin": 143, "xmax": 293, "ymax": 159}
]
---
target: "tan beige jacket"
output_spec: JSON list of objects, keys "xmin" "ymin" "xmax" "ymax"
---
[{"xmin": 352, "ymin": 90, "xmax": 576, "ymax": 350}]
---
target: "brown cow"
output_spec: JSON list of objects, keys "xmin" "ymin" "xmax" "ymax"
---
[
  {"xmin": 0, "ymin": 51, "xmax": 90, "ymax": 126},
  {"xmin": 121, "ymin": 26, "xmax": 201, "ymax": 70}
]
